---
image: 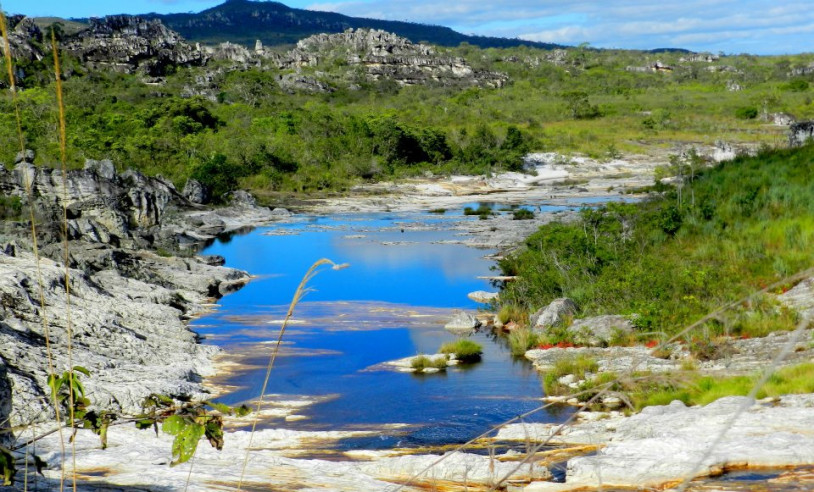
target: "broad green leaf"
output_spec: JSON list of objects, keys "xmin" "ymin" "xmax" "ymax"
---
[
  {"xmin": 169, "ymin": 422, "xmax": 205, "ymax": 466},
  {"xmin": 234, "ymin": 405, "xmax": 251, "ymax": 417},
  {"xmin": 72, "ymin": 366, "xmax": 91, "ymax": 377},
  {"xmin": 161, "ymin": 415, "xmax": 186, "ymax": 435}
]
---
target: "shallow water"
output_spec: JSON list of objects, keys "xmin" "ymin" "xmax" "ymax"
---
[{"xmin": 193, "ymin": 205, "xmax": 578, "ymax": 448}]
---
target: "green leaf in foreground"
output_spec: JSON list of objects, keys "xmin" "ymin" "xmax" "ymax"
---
[{"xmin": 162, "ymin": 416, "xmax": 205, "ymax": 466}]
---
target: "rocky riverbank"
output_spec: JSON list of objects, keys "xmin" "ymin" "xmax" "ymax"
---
[{"xmin": 0, "ymin": 151, "xmax": 290, "ymax": 431}]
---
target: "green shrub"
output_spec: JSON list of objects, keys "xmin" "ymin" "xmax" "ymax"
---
[
  {"xmin": 190, "ymin": 153, "xmax": 243, "ymax": 203},
  {"xmin": 735, "ymin": 106, "xmax": 758, "ymax": 119},
  {"xmin": 783, "ymin": 79, "xmax": 810, "ymax": 92},
  {"xmin": 0, "ymin": 196, "xmax": 23, "ymax": 220},
  {"xmin": 512, "ymin": 209, "xmax": 535, "ymax": 220},
  {"xmin": 464, "ymin": 204, "xmax": 493, "ymax": 216},
  {"xmin": 439, "ymin": 339, "xmax": 483, "ymax": 363}
]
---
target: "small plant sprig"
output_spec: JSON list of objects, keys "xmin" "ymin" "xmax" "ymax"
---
[
  {"xmin": 41, "ymin": 366, "xmax": 252, "ymax": 477},
  {"xmin": 136, "ymin": 394, "xmax": 250, "ymax": 466}
]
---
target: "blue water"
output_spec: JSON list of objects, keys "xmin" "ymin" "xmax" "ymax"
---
[{"xmin": 193, "ymin": 207, "xmax": 572, "ymax": 448}]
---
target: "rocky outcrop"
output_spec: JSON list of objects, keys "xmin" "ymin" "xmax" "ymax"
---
[
  {"xmin": 61, "ymin": 16, "xmax": 206, "ymax": 76},
  {"xmin": 0, "ymin": 152, "xmax": 290, "ymax": 429},
  {"xmin": 276, "ymin": 29, "xmax": 508, "ymax": 88},
  {"xmin": 679, "ymin": 53, "xmax": 720, "ymax": 63},
  {"xmin": 0, "ymin": 16, "xmax": 45, "ymax": 63},
  {"xmin": 789, "ymin": 120, "xmax": 814, "ymax": 147},
  {"xmin": 0, "ymin": 244, "xmax": 246, "ymax": 426},
  {"xmin": 0, "ymin": 153, "xmax": 182, "ymax": 249},
  {"xmin": 277, "ymin": 72, "xmax": 335, "ymax": 93}
]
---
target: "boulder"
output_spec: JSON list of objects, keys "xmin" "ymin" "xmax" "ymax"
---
[
  {"xmin": 228, "ymin": 190, "xmax": 257, "ymax": 207},
  {"xmin": 270, "ymin": 207, "xmax": 292, "ymax": 217},
  {"xmin": 789, "ymin": 120, "xmax": 814, "ymax": 147},
  {"xmin": 444, "ymin": 311, "xmax": 481, "ymax": 335},
  {"xmin": 182, "ymin": 178, "xmax": 210, "ymax": 204},
  {"xmin": 467, "ymin": 290, "xmax": 499, "ymax": 303},
  {"xmin": 567, "ymin": 315, "xmax": 634, "ymax": 346},
  {"xmin": 530, "ymin": 298, "xmax": 577, "ymax": 331}
]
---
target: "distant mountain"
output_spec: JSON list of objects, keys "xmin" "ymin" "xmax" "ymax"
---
[{"xmin": 134, "ymin": 0, "xmax": 564, "ymax": 50}]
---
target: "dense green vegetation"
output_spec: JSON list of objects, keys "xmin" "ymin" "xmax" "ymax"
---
[
  {"xmin": 499, "ymin": 144, "xmax": 814, "ymax": 337},
  {"xmin": 3, "ymin": 42, "xmax": 813, "ymax": 201}
]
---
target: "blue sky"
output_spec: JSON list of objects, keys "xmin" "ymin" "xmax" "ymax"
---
[{"xmin": 4, "ymin": 0, "xmax": 814, "ymax": 55}]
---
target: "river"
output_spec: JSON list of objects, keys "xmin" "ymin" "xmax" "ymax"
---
[{"xmin": 191, "ymin": 203, "xmax": 582, "ymax": 452}]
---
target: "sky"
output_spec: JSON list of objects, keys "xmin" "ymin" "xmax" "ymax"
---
[{"xmin": 3, "ymin": 0, "xmax": 813, "ymax": 55}]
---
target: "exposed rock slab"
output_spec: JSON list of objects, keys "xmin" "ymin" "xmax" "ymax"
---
[
  {"xmin": 521, "ymin": 395, "xmax": 814, "ymax": 491},
  {"xmin": 0, "ymin": 245, "xmax": 247, "ymax": 426}
]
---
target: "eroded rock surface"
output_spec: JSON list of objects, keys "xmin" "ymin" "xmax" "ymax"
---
[
  {"xmin": 275, "ymin": 28, "xmax": 509, "ymax": 88},
  {"xmin": 0, "ymin": 152, "xmax": 288, "ymax": 427},
  {"xmin": 520, "ymin": 395, "xmax": 814, "ymax": 491},
  {"xmin": 62, "ymin": 16, "xmax": 206, "ymax": 76}
]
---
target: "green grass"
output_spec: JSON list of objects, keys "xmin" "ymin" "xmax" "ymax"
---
[
  {"xmin": 507, "ymin": 328, "xmax": 540, "ymax": 356},
  {"xmin": 542, "ymin": 355, "xmax": 599, "ymax": 396},
  {"xmin": 439, "ymin": 339, "xmax": 483, "ymax": 363},
  {"xmin": 556, "ymin": 362, "xmax": 814, "ymax": 409},
  {"xmin": 632, "ymin": 362, "xmax": 814, "ymax": 408}
]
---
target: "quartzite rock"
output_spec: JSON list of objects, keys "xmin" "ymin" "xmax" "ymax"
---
[
  {"xmin": 531, "ymin": 298, "xmax": 577, "ymax": 331},
  {"xmin": 61, "ymin": 15, "xmax": 206, "ymax": 76}
]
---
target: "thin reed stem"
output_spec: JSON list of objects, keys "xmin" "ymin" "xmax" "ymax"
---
[
  {"xmin": 0, "ymin": 10, "xmax": 67, "ymax": 491},
  {"xmin": 51, "ymin": 31, "xmax": 78, "ymax": 492},
  {"xmin": 237, "ymin": 258, "xmax": 347, "ymax": 491}
]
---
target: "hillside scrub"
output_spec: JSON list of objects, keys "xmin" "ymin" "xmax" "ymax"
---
[
  {"xmin": 2, "ymin": 46, "xmax": 813, "ymax": 198},
  {"xmin": 498, "ymin": 144, "xmax": 814, "ymax": 337}
]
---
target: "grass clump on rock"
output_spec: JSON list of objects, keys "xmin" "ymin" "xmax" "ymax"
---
[
  {"xmin": 411, "ymin": 354, "xmax": 449, "ymax": 371},
  {"xmin": 439, "ymin": 339, "xmax": 483, "ymax": 363}
]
